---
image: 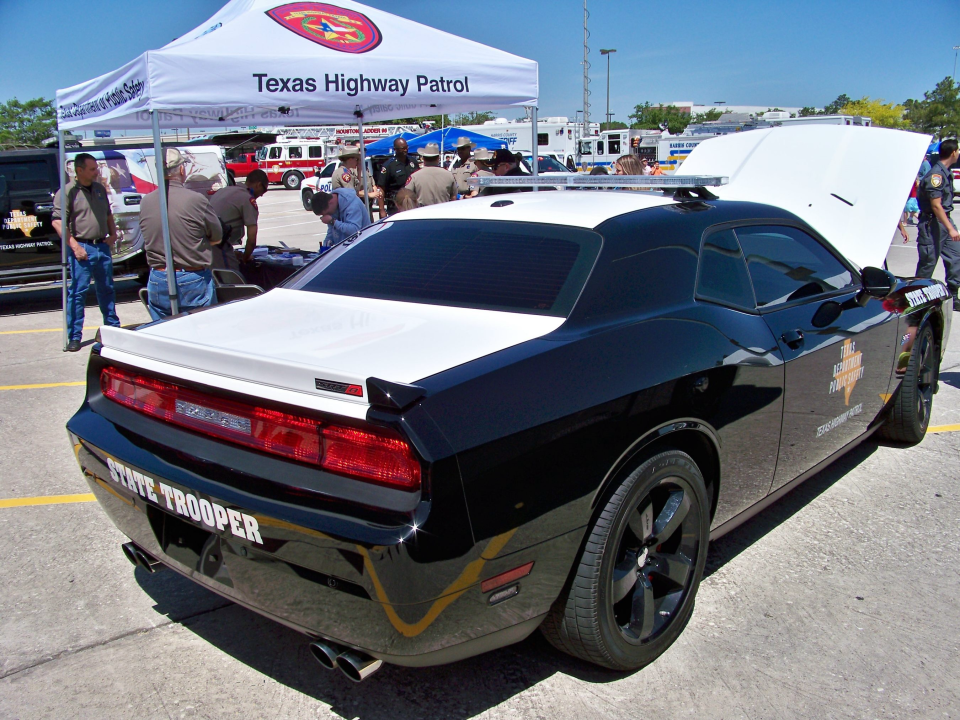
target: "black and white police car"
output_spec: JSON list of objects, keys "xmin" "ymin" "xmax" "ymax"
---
[{"xmin": 67, "ymin": 125, "xmax": 950, "ymax": 680}]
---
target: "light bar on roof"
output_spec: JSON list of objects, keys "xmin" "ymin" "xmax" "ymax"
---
[{"xmin": 467, "ymin": 175, "xmax": 729, "ymax": 188}]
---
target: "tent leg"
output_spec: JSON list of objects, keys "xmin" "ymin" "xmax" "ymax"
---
[
  {"xmin": 355, "ymin": 107, "xmax": 372, "ymax": 219},
  {"xmin": 57, "ymin": 128, "xmax": 69, "ymax": 350},
  {"xmin": 531, "ymin": 106, "xmax": 539, "ymax": 191},
  {"xmin": 151, "ymin": 111, "xmax": 179, "ymax": 315}
]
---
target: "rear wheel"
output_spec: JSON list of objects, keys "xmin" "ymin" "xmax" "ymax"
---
[
  {"xmin": 881, "ymin": 323, "xmax": 939, "ymax": 444},
  {"xmin": 541, "ymin": 450, "xmax": 709, "ymax": 671},
  {"xmin": 301, "ymin": 188, "xmax": 314, "ymax": 211},
  {"xmin": 283, "ymin": 171, "xmax": 303, "ymax": 190}
]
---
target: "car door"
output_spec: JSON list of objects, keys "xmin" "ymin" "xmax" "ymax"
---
[
  {"xmin": 734, "ymin": 224, "xmax": 897, "ymax": 492},
  {"xmin": 0, "ymin": 154, "xmax": 60, "ymax": 279}
]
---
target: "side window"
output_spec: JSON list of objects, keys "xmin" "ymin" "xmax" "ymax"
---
[
  {"xmin": 308, "ymin": 146, "xmax": 324, "ymax": 158},
  {"xmin": 697, "ymin": 229, "xmax": 756, "ymax": 309},
  {"xmin": 735, "ymin": 225, "xmax": 855, "ymax": 308},
  {"xmin": 268, "ymin": 147, "xmax": 282, "ymax": 160},
  {"xmin": 597, "ymin": 141, "xmax": 605, "ymax": 156},
  {"xmin": 608, "ymin": 138, "xmax": 621, "ymax": 156},
  {"xmin": 288, "ymin": 146, "xmax": 303, "ymax": 159},
  {"xmin": 320, "ymin": 163, "xmax": 338, "ymax": 178}
]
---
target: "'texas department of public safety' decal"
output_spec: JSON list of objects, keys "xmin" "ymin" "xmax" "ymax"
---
[
  {"xmin": 315, "ymin": 377, "xmax": 364, "ymax": 396},
  {"xmin": 829, "ymin": 339, "xmax": 863, "ymax": 406},
  {"xmin": 105, "ymin": 458, "xmax": 263, "ymax": 545},
  {"xmin": 266, "ymin": 3, "xmax": 382, "ymax": 53}
]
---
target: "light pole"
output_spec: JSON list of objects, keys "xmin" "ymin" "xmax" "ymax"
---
[
  {"xmin": 954, "ymin": 46, "xmax": 960, "ymax": 81},
  {"xmin": 600, "ymin": 49, "xmax": 616, "ymax": 128}
]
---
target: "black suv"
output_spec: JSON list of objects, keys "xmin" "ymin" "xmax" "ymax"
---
[{"xmin": 0, "ymin": 148, "xmax": 147, "ymax": 288}]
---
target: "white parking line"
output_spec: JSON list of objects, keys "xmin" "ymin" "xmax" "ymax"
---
[{"xmin": 258, "ymin": 219, "xmax": 319, "ymax": 231}]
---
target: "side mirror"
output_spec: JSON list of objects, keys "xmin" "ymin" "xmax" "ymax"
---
[{"xmin": 860, "ymin": 266, "xmax": 897, "ymax": 298}]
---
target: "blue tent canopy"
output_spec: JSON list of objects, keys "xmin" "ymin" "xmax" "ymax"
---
[
  {"xmin": 363, "ymin": 132, "xmax": 421, "ymax": 156},
  {"xmin": 406, "ymin": 127, "xmax": 508, "ymax": 154}
]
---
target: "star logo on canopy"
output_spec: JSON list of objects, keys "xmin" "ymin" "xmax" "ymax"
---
[{"xmin": 266, "ymin": 3, "xmax": 382, "ymax": 54}]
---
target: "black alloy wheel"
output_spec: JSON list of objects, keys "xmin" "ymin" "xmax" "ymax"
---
[
  {"xmin": 881, "ymin": 323, "xmax": 939, "ymax": 444},
  {"xmin": 301, "ymin": 188, "xmax": 314, "ymax": 211},
  {"xmin": 541, "ymin": 450, "xmax": 709, "ymax": 671}
]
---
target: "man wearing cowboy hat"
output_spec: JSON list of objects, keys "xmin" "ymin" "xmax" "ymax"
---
[
  {"xmin": 466, "ymin": 147, "xmax": 495, "ymax": 198},
  {"xmin": 139, "ymin": 148, "xmax": 222, "ymax": 320},
  {"xmin": 450, "ymin": 136, "xmax": 478, "ymax": 196},
  {"xmin": 331, "ymin": 145, "xmax": 382, "ymax": 211},
  {"xmin": 406, "ymin": 142, "xmax": 457, "ymax": 206}
]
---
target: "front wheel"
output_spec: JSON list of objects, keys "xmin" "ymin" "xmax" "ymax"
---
[
  {"xmin": 301, "ymin": 188, "xmax": 314, "ymax": 211},
  {"xmin": 283, "ymin": 171, "xmax": 303, "ymax": 190},
  {"xmin": 541, "ymin": 450, "xmax": 709, "ymax": 671},
  {"xmin": 880, "ymin": 323, "xmax": 939, "ymax": 444}
]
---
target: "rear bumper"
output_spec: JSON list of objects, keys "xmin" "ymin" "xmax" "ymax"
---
[{"xmin": 67, "ymin": 401, "xmax": 578, "ymax": 666}]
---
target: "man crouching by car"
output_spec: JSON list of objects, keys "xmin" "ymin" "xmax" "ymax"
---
[{"xmin": 139, "ymin": 148, "xmax": 222, "ymax": 320}]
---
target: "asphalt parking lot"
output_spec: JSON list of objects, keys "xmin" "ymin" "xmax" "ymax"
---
[{"xmin": 0, "ymin": 217, "xmax": 958, "ymax": 719}]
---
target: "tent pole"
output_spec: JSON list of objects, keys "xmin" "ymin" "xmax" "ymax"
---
[
  {"xmin": 151, "ymin": 111, "xmax": 179, "ymax": 315},
  {"xmin": 355, "ymin": 107, "xmax": 372, "ymax": 217},
  {"xmin": 531, "ymin": 106, "xmax": 539, "ymax": 192},
  {"xmin": 57, "ymin": 127, "xmax": 69, "ymax": 350}
]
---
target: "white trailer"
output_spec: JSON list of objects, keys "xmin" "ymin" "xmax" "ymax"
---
[{"xmin": 459, "ymin": 117, "xmax": 599, "ymax": 169}]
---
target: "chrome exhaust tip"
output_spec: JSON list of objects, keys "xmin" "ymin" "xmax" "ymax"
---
[
  {"xmin": 121, "ymin": 542, "xmax": 165, "ymax": 573},
  {"xmin": 336, "ymin": 650, "xmax": 383, "ymax": 682},
  {"xmin": 309, "ymin": 641, "xmax": 342, "ymax": 671},
  {"xmin": 121, "ymin": 542, "xmax": 139, "ymax": 567}
]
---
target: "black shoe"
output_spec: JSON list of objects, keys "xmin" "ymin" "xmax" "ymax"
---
[{"xmin": 66, "ymin": 340, "xmax": 82, "ymax": 352}]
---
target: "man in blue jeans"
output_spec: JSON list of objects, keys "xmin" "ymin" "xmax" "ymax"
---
[
  {"xmin": 52, "ymin": 153, "xmax": 121, "ymax": 352},
  {"xmin": 139, "ymin": 149, "xmax": 223, "ymax": 320}
]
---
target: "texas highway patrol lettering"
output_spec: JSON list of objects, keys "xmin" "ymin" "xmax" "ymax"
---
[
  {"xmin": 105, "ymin": 458, "xmax": 263, "ymax": 544},
  {"xmin": 251, "ymin": 72, "xmax": 471, "ymax": 98},
  {"xmin": 817, "ymin": 403, "xmax": 864, "ymax": 437}
]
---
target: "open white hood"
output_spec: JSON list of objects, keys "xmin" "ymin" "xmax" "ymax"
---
[
  {"xmin": 99, "ymin": 289, "xmax": 563, "ymax": 416},
  {"xmin": 676, "ymin": 125, "xmax": 931, "ymax": 269}
]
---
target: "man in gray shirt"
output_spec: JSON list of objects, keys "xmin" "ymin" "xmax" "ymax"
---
[
  {"xmin": 52, "ymin": 152, "xmax": 121, "ymax": 352},
  {"xmin": 139, "ymin": 148, "xmax": 222, "ymax": 320}
]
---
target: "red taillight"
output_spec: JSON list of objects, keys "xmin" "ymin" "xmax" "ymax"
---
[{"xmin": 100, "ymin": 366, "xmax": 420, "ymax": 490}]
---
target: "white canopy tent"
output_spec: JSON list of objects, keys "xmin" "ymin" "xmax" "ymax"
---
[{"xmin": 55, "ymin": 0, "xmax": 539, "ymax": 346}]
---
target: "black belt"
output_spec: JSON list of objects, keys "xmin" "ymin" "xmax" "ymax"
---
[
  {"xmin": 151, "ymin": 265, "xmax": 207, "ymax": 272},
  {"xmin": 76, "ymin": 237, "xmax": 107, "ymax": 244}
]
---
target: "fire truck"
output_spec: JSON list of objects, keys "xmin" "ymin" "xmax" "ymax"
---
[{"xmin": 256, "ymin": 124, "xmax": 425, "ymax": 190}]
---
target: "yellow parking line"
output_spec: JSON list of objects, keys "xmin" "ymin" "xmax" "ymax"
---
[
  {"xmin": 0, "ymin": 381, "xmax": 85, "ymax": 391},
  {"xmin": 928, "ymin": 424, "xmax": 960, "ymax": 434},
  {"xmin": 0, "ymin": 493, "xmax": 96, "ymax": 509},
  {"xmin": 0, "ymin": 327, "xmax": 98, "ymax": 335}
]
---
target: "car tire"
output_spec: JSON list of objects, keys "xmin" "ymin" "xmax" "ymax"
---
[
  {"xmin": 227, "ymin": 170, "xmax": 236, "ymax": 186},
  {"xmin": 541, "ymin": 450, "xmax": 709, "ymax": 671},
  {"xmin": 880, "ymin": 323, "xmax": 939, "ymax": 444},
  {"xmin": 283, "ymin": 171, "xmax": 303, "ymax": 191},
  {"xmin": 301, "ymin": 188, "xmax": 314, "ymax": 211}
]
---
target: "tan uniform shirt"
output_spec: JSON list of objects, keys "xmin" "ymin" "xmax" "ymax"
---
[
  {"xmin": 406, "ymin": 166, "xmax": 457, "ymax": 206},
  {"xmin": 52, "ymin": 180, "xmax": 111, "ymax": 240},
  {"xmin": 451, "ymin": 157, "xmax": 478, "ymax": 195},
  {"xmin": 209, "ymin": 185, "xmax": 258, "ymax": 244},
  {"xmin": 140, "ymin": 179, "xmax": 222, "ymax": 269},
  {"xmin": 331, "ymin": 165, "xmax": 371, "ymax": 195}
]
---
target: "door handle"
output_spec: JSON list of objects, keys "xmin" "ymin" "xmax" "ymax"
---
[{"xmin": 780, "ymin": 329, "xmax": 804, "ymax": 349}]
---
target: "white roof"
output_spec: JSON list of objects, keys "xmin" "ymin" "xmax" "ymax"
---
[
  {"xmin": 56, "ymin": 0, "xmax": 537, "ymax": 131},
  {"xmin": 678, "ymin": 125, "xmax": 931, "ymax": 269},
  {"xmin": 394, "ymin": 191, "xmax": 675, "ymax": 228}
]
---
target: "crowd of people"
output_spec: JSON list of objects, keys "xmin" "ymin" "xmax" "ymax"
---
[{"xmin": 52, "ymin": 135, "xmax": 959, "ymax": 344}]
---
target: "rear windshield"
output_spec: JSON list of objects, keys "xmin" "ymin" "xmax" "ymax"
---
[{"xmin": 290, "ymin": 219, "xmax": 602, "ymax": 317}]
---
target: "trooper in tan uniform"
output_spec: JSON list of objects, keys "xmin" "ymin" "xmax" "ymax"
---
[
  {"xmin": 331, "ymin": 145, "xmax": 382, "ymax": 215},
  {"xmin": 139, "ymin": 148, "xmax": 222, "ymax": 320},
  {"xmin": 406, "ymin": 143, "xmax": 457, "ymax": 207},
  {"xmin": 450, "ymin": 136, "xmax": 478, "ymax": 196},
  {"xmin": 467, "ymin": 147, "xmax": 495, "ymax": 198},
  {"xmin": 210, "ymin": 168, "xmax": 269, "ymax": 272}
]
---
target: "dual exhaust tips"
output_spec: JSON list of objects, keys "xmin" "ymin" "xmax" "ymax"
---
[
  {"xmin": 122, "ymin": 543, "xmax": 380, "ymax": 681},
  {"xmin": 310, "ymin": 640, "xmax": 383, "ymax": 682},
  {"xmin": 121, "ymin": 542, "xmax": 165, "ymax": 573}
]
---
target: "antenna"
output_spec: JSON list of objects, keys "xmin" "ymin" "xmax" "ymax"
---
[{"xmin": 582, "ymin": 0, "xmax": 590, "ymax": 151}]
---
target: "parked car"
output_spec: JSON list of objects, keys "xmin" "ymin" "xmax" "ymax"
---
[{"xmin": 66, "ymin": 126, "xmax": 948, "ymax": 680}]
